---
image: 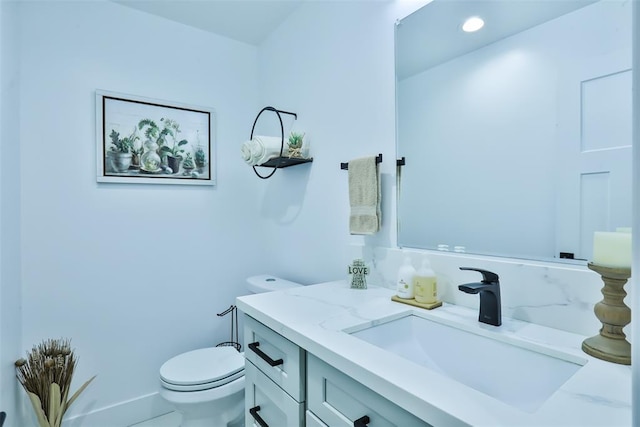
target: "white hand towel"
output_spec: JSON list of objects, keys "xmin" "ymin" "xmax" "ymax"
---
[
  {"xmin": 349, "ymin": 156, "xmax": 381, "ymax": 235},
  {"xmin": 250, "ymin": 135, "xmax": 288, "ymax": 166},
  {"xmin": 241, "ymin": 141, "xmax": 253, "ymax": 164}
]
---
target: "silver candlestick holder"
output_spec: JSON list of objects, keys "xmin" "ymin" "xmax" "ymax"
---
[{"xmin": 582, "ymin": 262, "xmax": 632, "ymax": 365}]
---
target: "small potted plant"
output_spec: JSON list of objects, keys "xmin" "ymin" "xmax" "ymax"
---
[
  {"xmin": 194, "ymin": 145, "xmax": 207, "ymax": 173},
  {"xmin": 107, "ymin": 128, "xmax": 138, "ymax": 172},
  {"xmin": 182, "ymin": 152, "xmax": 195, "ymax": 175},
  {"xmin": 160, "ymin": 118, "xmax": 188, "ymax": 174},
  {"xmin": 131, "ymin": 146, "xmax": 144, "ymax": 169},
  {"xmin": 288, "ymin": 131, "xmax": 305, "ymax": 158}
]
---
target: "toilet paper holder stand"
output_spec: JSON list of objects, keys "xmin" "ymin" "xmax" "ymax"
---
[{"xmin": 216, "ymin": 305, "xmax": 241, "ymax": 352}]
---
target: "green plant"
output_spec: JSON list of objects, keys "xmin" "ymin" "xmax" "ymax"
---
[
  {"xmin": 159, "ymin": 118, "xmax": 188, "ymax": 158},
  {"xmin": 137, "ymin": 118, "xmax": 171, "ymax": 150},
  {"xmin": 288, "ymin": 131, "xmax": 304, "ymax": 149},
  {"xmin": 182, "ymin": 152, "xmax": 195, "ymax": 169},
  {"xmin": 194, "ymin": 145, "xmax": 206, "ymax": 167},
  {"xmin": 15, "ymin": 338, "xmax": 96, "ymax": 427},
  {"xmin": 109, "ymin": 128, "xmax": 138, "ymax": 153}
]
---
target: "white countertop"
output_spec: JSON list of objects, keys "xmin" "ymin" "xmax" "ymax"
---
[{"xmin": 236, "ymin": 281, "xmax": 631, "ymax": 427}]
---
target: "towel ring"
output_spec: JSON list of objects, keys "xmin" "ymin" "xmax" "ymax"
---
[{"xmin": 250, "ymin": 106, "xmax": 297, "ymax": 180}]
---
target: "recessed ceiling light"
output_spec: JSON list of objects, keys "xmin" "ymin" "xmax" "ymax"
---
[{"xmin": 462, "ymin": 16, "xmax": 484, "ymax": 33}]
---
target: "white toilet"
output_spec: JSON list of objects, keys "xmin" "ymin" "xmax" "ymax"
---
[{"xmin": 159, "ymin": 275, "xmax": 303, "ymax": 427}]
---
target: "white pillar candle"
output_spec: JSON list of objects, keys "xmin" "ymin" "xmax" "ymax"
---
[{"xmin": 592, "ymin": 231, "xmax": 632, "ymax": 268}]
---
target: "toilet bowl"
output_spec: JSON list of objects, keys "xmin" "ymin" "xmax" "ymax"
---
[{"xmin": 159, "ymin": 275, "xmax": 303, "ymax": 427}]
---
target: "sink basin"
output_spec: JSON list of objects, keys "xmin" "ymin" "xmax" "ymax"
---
[{"xmin": 348, "ymin": 314, "xmax": 585, "ymax": 413}]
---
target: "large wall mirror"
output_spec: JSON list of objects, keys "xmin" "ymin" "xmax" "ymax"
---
[{"xmin": 396, "ymin": 0, "xmax": 632, "ymax": 263}]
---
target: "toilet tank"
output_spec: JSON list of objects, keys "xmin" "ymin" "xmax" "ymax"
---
[{"xmin": 246, "ymin": 274, "xmax": 303, "ymax": 294}]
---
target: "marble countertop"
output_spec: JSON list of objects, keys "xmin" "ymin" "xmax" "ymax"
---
[{"xmin": 236, "ymin": 281, "xmax": 631, "ymax": 427}]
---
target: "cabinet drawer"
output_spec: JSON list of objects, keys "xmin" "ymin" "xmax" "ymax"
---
[
  {"xmin": 306, "ymin": 410, "xmax": 329, "ymax": 427},
  {"xmin": 307, "ymin": 354, "xmax": 432, "ymax": 427},
  {"xmin": 245, "ymin": 360, "xmax": 304, "ymax": 427},
  {"xmin": 244, "ymin": 315, "xmax": 305, "ymax": 401}
]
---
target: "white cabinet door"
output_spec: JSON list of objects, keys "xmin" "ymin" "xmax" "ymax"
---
[
  {"xmin": 307, "ymin": 354, "xmax": 432, "ymax": 427},
  {"xmin": 244, "ymin": 315, "xmax": 306, "ymax": 401},
  {"xmin": 245, "ymin": 360, "xmax": 304, "ymax": 427}
]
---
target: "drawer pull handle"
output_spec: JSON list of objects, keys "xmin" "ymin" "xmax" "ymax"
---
[
  {"xmin": 248, "ymin": 342, "xmax": 284, "ymax": 367},
  {"xmin": 250, "ymin": 405, "xmax": 269, "ymax": 427},
  {"xmin": 354, "ymin": 415, "xmax": 371, "ymax": 427}
]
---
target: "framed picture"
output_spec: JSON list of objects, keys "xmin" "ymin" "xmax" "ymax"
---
[{"xmin": 96, "ymin": 90, "xmax": 215, "ymax": 186}]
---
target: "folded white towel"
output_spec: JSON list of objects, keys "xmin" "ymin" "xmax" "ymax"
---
[
  {"xmin": 348, "ymin": 156, "xmax": 381, "ymax": 235},
  {"xmin": 241, "ymin": 141, "xmax": 253, "ymax": 164},
  {"xmin": 243, "ymin": 135, "xmax": 288, "ymax": 166}
]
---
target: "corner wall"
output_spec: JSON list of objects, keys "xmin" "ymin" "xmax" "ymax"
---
[
  {"xmin": 256, "ymin": 1, "xmax": 428, "ymax": 284},
  {"xmin": 17, "ymin": 1, "xmax": 267, "ymax": 424},
  {"xmin": 0, "ymin": 1, "xmax": 22, "ymax": 425}
]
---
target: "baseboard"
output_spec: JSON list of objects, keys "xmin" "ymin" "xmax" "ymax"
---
[{"xmin": 64, "ymin": 392, "xmax": 173, "ymax": 427}]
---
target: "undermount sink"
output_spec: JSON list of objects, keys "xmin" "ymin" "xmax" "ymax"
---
[{"xmin": 347, "ymin": 314, "xmax": 585, "ymax": 413}]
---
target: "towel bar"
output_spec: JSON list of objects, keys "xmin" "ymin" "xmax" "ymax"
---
[{"xmin": 340, "ymin": 154, "xmax": 383, "ymax": 170}]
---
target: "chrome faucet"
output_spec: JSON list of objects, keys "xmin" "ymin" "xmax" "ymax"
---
[{"xmin": 458, "ymin": 267, "xmax": 501, "ymax": 326}]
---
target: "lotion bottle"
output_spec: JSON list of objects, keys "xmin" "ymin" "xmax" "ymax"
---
[
  {"xmin": 396, "ymin": 257, "xmax": 416, "ymax": 299},
  {"xmin": 413, "ymin": 257, "xmax": 438, "ymax": 304}
]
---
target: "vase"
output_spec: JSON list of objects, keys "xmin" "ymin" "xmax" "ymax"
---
[
  {"xmin": 141, "ymin": 140, "xmax": 161, "ymax": 172},
  {"xmin": 109, "ymin": 152, "xmax": 132, "ymax": 173},
  {"xmin": 166, "ymin": 156, "xmax": 182, "ymax": 175}
]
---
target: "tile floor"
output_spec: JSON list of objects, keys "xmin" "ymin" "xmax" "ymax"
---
[{"xmin": 129, "ymin": 412, "xmax": 180, "ymax": 427}]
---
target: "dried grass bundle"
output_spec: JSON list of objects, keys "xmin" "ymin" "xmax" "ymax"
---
[{"xmin": 15, "ymin": 338, "xmax": 95, "ymax": 427}]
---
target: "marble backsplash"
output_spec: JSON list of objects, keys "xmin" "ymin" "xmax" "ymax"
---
[{"xmin": 348, "ymin": 245, "xmax": 633, "ymax": 339}]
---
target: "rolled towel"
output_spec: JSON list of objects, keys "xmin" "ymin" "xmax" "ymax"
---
[
  {"xmin": 251, "ymin": 135, "xmax": 288, "ymax": 165},
  {"xmin": 241, "ymin": 141, "xmax": 253, "ymax": 164}
]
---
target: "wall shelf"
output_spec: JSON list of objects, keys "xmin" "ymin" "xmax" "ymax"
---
[
  {"xmin": 249, "ymin": 106, "xmax": 312, "ymax": 179},
  {"xmin": 257, "ymin": 157, "xmax": 313, "ymax": 168}
]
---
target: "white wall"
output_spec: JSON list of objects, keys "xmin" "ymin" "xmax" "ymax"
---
[
  {"xmin": 1, "ymin": 0, "xmax": 22, "ymax": 424},
  {"xmin": 17, "ymin": 1, "xmax": 271, "ymax": 424},
  {"xmin": 257, "ymin": 1, "xmax": 428, "ymax": 284}
]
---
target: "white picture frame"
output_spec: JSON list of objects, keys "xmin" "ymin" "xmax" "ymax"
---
[{"xmin": 96, "ymin": 90, "xmax": 215, "ymax": 186}]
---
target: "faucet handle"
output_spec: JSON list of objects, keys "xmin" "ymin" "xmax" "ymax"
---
[{"xmin": 459, "ymin": 267, "xmax": 499, "ymax": 284}]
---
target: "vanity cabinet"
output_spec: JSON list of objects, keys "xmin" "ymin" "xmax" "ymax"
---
[
  {"xmin": 245, "ymin": 362, "xmax": 304, "ymax": 426},
  {"xmin": 244, "ymin": 315, "xmax": 306, "ymax": 426},
  {"xmin": 307, "ymin": 353, "xmax": 433, "ymax": 427},
  {"xmin": 244, "ymin": 315, "xmax": 432, "ymax": 427}
]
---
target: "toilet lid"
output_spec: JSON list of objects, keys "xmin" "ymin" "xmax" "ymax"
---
[{"xmin": 160, "ymin": 347, "xmax": 244, "ymax": 387}]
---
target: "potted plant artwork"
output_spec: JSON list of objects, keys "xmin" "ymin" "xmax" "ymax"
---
[
  {"xmin": 131, "ymin": 146, "xmax": 144, "ymax": 169},
  {"xmin": 182, "ymin": 152, "xmax": 195, "ymax": 176},
  {"xmin": 140, "ymin": 139, "xmax": 162, "ymax": 173},
  {"xmin": 108, "ymin": 127, "xmax": 138, "ymax": 172},
  {"xmin": 194, "ymin": 147, "xmax": 206, "ymax": 173},
  {"xmin": 138, "ymin": 118, "xmax": 171, "ymax": 159},
  {"xmin": 160, "ymin": 118, "xmax": 188, "ymax": 174}
]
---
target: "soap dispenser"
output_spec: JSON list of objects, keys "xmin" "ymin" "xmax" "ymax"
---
[
  {"xmin": 396, "ymin": 257, "xmax": 416, "ymax": 299},
  {"xmin": 414, "ymin": 257, "xmax": 437, "ymax": 304}
]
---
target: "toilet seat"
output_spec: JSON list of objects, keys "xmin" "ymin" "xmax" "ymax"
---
[{"xmin": 160, "ymin": 347, "xmax": 244, "ymax": 392}]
